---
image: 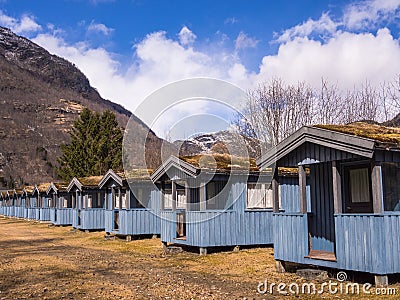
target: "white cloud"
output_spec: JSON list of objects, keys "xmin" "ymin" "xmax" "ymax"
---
[
  {"xmin": 0, "ymin": 11, "xmax": 41, "ymax": 34},
  {"xmin": 32, "ymin": 29, "xmax": 250, "ymax": 115},
  {"xmin": 258, "ymin": 28, "xmax": 400, "ymax": 91},
  {"xmin": 224, "ymin": 17, "xmax": 238, "ymax": 25},
  {"xmin": 343, "ymin": 0, "xmax": 400, "ymax": 30},
  {"xmin": 235, "ymin": 31, "xmax": 259, "ymax": 50},
  {"xmin": 276, "ymin": 13, "xmax": 339, "ymax": 43},
  {"xmin": 178, "ymin": 26, "xmax": 196, "ymax": 46},
  {"xmin": 87, "ymin": 21, "xmax": 114, "ymax": 35},
  {"xmin": 2, "ymin": 5, "xmax": 400, "ymax": 137}
]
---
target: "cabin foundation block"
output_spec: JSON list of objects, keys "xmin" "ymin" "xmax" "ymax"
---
[
  {"xmin": 152, "ymin": 234, "xmax": 158, "ymax": 239},
  {"xmin": 85, "ymin": 229, "xmax": 90, "ymax": 233},
  {"xmin": 162, "ymin": 242, "xmax": 168, "ymax": 253},
  {"xmin": 296, "ymin": 269, "xmax": 328, "ymax": 281},
  {"xmin": 233, "ymin": 245, "xmax": 240, "ymax": 252},
  {"xmin": 126, "ymin": 235, "xmax": 132, "ymax": 242},
  {"xmin": 374, "ymin": 275, "xmax": 388, "ymax": 287},
  {"xmin": 275, "ymin": 260, "xmax": 286, "ymax": 273},
  {"xmin": 199, "ymin": 247, "xmax": 207, "ymax": 255}
]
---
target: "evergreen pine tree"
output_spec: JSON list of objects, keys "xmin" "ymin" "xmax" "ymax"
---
[{"xmin": 57, "ymin": 108, "xmax": 123, "ymax": 180}]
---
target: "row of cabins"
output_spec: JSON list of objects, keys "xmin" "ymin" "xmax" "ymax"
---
[{"xmin": 0, "ymin": 122, "xmax": 399, "ymax": 285}]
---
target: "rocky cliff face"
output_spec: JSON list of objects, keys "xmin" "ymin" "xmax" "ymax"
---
[{"xmin": 0, "ymin": 27, "xmax": 170, "ymax": 187}]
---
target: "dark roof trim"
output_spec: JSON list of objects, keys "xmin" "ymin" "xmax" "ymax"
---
[
  {"xmin": 257, "ymin": 126, "xmax": 376, "ymax": 168},
  {"xmin": 150, "ymin": 156, "xmax": 198, "ymax": 182},
  {"xmin": 99, "ymin": 169, "xmax": 123, "ymax": 189}
]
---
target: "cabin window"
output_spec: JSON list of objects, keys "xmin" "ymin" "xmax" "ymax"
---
[
  {"xmin": 121, "ymin": 191, "xmax": 127, "ymax": 209},
  {"xmin": 87, "ymin": 195, "xmax": 93, "ymax": 208},
  {"xmin": 246, "ymin": 183, "xmax": 273, "ymax": 209},
  {"xmin": 61, "ymin": 197, "xmax": 67, "ymax": 208},
  {"xmin": 206, "ymin": 181, "xmax": 229, "ymax": 210},
  {"xmin": 163, "ymin": 189, "xmax": 173, "ymax": 209},
  {"xmin": 382, "ymin": 162, "xmax": 400, "ymax": 211},
  {"xmin": 176, "ymin": 189, "xmax": 187, "ymax": 209},
  {"xmin": 349, "ymin": 168, "xmax": 370, "ymax": 203},
  {"xmin": 113, "ymin": 190, "xmax": 120, "ymax": 209},
  {"xmin": 129, "ymin": 189, "xmax": 145, "ymax": 209}
]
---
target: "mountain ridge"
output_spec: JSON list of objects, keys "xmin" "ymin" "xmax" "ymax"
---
[{"xmin": 0, "ymin": 26, "xmax": 167, "ymax": 187}]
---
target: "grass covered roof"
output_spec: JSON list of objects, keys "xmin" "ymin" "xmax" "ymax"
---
[
  {"xmin": 315, "ymin": 122, "xmax": 400, "ymax": 145},
  {"xmin": 180, "ymin": 153, "xmax": 259, "ymax": 172},
  {"xmin": 77, "ymin": 176, "xmax": 103, "ymax": 187}
]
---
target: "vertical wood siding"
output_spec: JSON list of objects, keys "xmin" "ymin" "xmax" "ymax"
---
[
  {"xmin": 160, "ymin": 211, "xmax": 177, "ymax": 243},
  {"xmin": 39, "ymin": 208, "xmax": 51, "ymax": 222},
  {"xmin": 273, "ymin": 213, "xmax": 309, "ymax": 262},
  {"xmin": 280, "ymin": 142, "xmax": 360, "ymax": 166},
  {"xmin": 335, "ymin": 214, "xmax": 400, "ymax": 274},
  {"xmin": 72, "ymin": 208, "xmax": 105, "ymax": 230},
  {"xmin": 50, "ymin": 208, "xmax": 73, "ymax": 225}
]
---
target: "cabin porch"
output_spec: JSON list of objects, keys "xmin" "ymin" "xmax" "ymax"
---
[
  {"xmin": 104, "ymin": 184, "xmax": 161, "ymax": 237},
  {"xmin": 159, "ymin": 178, "xmax": 276, "ymax": 254},
  {"xmin": 71, "ymin": 190, "xmax": 105, "ymax": 230}
]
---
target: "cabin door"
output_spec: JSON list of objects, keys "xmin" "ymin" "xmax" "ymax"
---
[
  {"xmin": 307, "ymin": 163, "xmax": 336, "ymax": 260},
  {"xmin": 175, "ymin": 185, "xmax": 187, "ymax": 239},
  {"xmin": 343, "ymin": 165, "xmax": 373, "ymax": 213}
]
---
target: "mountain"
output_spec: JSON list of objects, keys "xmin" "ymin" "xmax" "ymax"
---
[
  {"xmin": 384, "ymin": 113, "xmax": 400, "ymax": 127},
  {"xmin": 174, "ymin": 130, "xmax": 261, "ymax": 158},
  {"xmin": 0, "ymin": 27, "xmax": 171, "ymax": 188}
]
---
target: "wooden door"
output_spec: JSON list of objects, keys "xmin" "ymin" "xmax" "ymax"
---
[{"xmin": 176, "ymin": 211, "xmax": 186, "ymax": 239}]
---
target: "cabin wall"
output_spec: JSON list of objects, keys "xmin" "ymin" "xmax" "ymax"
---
[
  {"xmin": 73, "ymin": 208, "xmax": 105, "ymax": 230},
  {"xmin": 50, "ymin": 208, "xmax": 73, "ymax": 225},
  {"xmin": 117, "ymin": 209, "xmax": 161, "ymax": 235},
  {"xmin": 335, "ymin": 214, "xmax": 400, "ymax": 274},
  {"xmin": 279, "ymin": 177, "xmax": 311, "ymax": 213},
  {"xmin": 279, "ymin": 142, "xmax": 361, "ymax": 166},
  {"xmin": 39, "ymin": 208, "xmax": 51, "ymax": 221}
]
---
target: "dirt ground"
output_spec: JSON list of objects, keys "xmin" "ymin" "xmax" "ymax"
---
[{"xmin": 0, "ymin": 217, "xmax": 398, "ymax": 299}]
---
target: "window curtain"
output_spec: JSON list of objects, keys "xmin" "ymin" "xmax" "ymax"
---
[
  {"xmin": 349, "ymin": 168, "xmax": 370, "ymax": 203},
  {"xmin": 247, "ymin": 183, "xmax": 273, "ymax": 209}
]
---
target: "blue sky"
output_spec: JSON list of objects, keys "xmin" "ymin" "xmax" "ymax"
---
[{"xmin": 1, "ymin": 0, "xmax": 400, "ymax": 138}]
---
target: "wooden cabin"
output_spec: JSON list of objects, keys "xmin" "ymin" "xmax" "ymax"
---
[
  {"xmin": 101, "ymin": 169, "xmax": 161, "ymax": 240},
  {"xmin": 14, "ymin": 189, "xmax": 28, "ymax": 219},
  {"xmin": 257, "ymin": 123, "xmax": 400, "ymax": 286},
  {"xmin": 67, "ymin": 176, "xmax": 105, "ymax": 231},
  {"xmin": 25, "ymin": 186, "xmax": 38, "ymax": 220},
  {"xmin": 151, "ymin": 154, "xmax": 298, "ymax": 255},
  {"xmin": 0, "ymin": 191, "xmax": 4, "ymax": 215},
  {"xmin": 36, "ymin": 183, "xmax": 52, "ymax": 222},
  {"xmin": 1, "ymin": 190, "xmax": 14, "ymax": 217},
  {"xmin": 47, "ymin": 182, "xmax": 73, "ymax": 226}
]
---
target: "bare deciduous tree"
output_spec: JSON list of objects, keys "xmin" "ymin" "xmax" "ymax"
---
[{"xmin": 236, "ymin": 77, "xmax": 400, "ymax": 148}]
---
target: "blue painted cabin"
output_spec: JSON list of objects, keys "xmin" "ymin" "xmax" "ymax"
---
[
  {"xmin": 101, "ymin": 169, "xmax": 161, "ymax": 239},
  {"xmin": 0, "ymin": 192, "xmax": 4, "ymax": 215},
  {"xmin": 67, "ymin": 176, "xmax": 106, "ymax": 231},
  {"xmin": 151, "ymin": 155, "xmax": 292, "ymax": 254},
  {"xmin": 14, "ymin": 189, "xmax": 28, "ymax": 219},
  {"xmin": 25, "ymin": 186, "xmax": 39, "ymax": 220},
  {"xmin": 257, "ymin": 124, "xmax": 400, "ymax": 285},
  {"xmin": 1, "ymin": 190, "xmax": 14, "ymax": 217},
  {"xmin": 47, "ymin": 182, "xmax": 73, "ymax": 226},
  {"xmin": 35, "ymin": 183, "xmax": 52, "ymax": 222}
]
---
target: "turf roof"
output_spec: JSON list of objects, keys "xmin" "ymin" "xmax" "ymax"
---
[{"xmin": 315, "ymin": 122, "xmax": 400, "ymax": 145}]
